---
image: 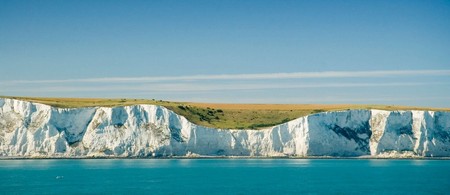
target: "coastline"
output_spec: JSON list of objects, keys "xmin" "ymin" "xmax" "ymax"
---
[
  {"xmin": 1, "ymin": 156, "xmax": 450, "ymax": 160},
  {"xmin": 2, "ymin": 98, "xmax": 450, "ymax": 159}
]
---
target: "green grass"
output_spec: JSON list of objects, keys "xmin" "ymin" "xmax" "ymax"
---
[{"xmin": 2, "ymin": 96, "xmax": 449, "ymax": 130}]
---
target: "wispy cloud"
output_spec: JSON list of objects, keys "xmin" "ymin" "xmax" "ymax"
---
[
  {"xmin": 2, "ymin": 82, "xmax": 440, "ymax": 93},
  {"xmin": 2, "ymin": 69, "xmax": 450, "ymax": 84}
]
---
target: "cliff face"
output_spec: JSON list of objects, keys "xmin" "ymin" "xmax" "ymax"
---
[{"xmin": 0, "ymin": 98, "xmax": 449, "ymax": 158}]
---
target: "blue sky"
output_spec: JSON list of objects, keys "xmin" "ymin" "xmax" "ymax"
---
[{"xmin": 1, "ymin": 0, "xmax": 449, "ymax": 107}]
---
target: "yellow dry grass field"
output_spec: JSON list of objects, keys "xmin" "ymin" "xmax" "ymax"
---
[{"xmin": 2, "ymin": 96, "xmax": 449, "ymax": 130}]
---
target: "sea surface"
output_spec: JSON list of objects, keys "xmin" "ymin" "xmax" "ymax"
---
[{"xmin": 0, "ymin": 159, "xmax": 449, "ymax": 194}]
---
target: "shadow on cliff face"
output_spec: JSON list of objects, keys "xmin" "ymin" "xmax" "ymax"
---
[
  {"xmin": 307, "ymin": 110, "xmax": 372, "ymax": 156},
  {"xmin": 327, "ymin": 122, "xmax": 371, "ymax": 152},
  {"xmin": 376, "ymin": 111, "xmax": 414, "ymax": 153},
  {"xmin": 434, "ymin": 112, "xmax": 450, "ymax": 142},
  {"xmin": 51, "ymin": 108, "xmax": 97, "ymax": 146}
]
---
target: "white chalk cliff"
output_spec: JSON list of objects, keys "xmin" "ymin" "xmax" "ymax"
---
[{"xmin": 1, "ymin": 98, "xmax": 449, "ymax": 158}]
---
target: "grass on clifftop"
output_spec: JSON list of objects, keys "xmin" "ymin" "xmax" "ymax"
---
[{"xmin": 2, "ymin": 96, "xmax": 449, "ymax": 130}]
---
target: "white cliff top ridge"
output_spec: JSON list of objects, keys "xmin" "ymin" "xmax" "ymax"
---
[{"xmin": 0, "ymin": 97, "xmax": 449, "ymax": 158}]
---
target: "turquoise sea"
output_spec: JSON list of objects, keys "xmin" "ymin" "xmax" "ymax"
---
[{"xmin": 1, "ymin": 159, "xmax": 449, "ymax": 194}]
